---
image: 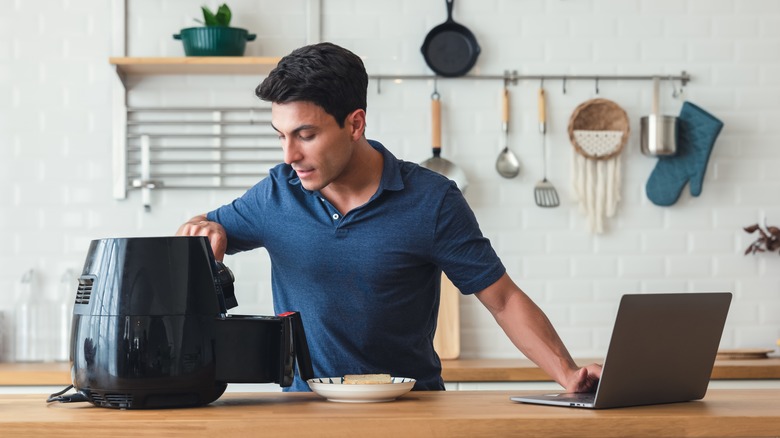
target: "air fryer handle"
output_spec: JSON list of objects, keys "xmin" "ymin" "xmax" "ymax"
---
[
  {"xmin": 279, "ymin": 311, "xmax": 314, "ymax": 382},
  {"xmin": 214, "ymin": 261, "xmax": 238, "ymax": 310}
]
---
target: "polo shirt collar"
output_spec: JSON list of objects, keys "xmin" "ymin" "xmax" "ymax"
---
[{"xmin": 370, "ymin": 139, "xmax": 405, "ymax": 193}]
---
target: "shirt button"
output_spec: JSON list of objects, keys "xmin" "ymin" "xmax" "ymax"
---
[{"xmin": 332, "ymin": 213, "xmax": 339, "ymax": 220}]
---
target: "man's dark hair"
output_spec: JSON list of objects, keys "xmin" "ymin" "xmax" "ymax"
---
[{"xmin": 256, "ymin": 42, "xmax": 368, "ymax": 127}]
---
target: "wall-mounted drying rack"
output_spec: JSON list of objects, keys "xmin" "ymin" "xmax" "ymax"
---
[
  {"xmin": 125, "ymin": 106, "xmax": 281, "ymax": 211},
  {"xmin": 368, "ymin": 71, "xmax": 691, "ymax": 94}
]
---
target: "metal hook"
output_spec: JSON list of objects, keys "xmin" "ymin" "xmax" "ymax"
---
[
  {"xmin": 376, "ymin": 77, "xmax": 382, "ymax": 94},
  {"xmin": 669, "ymin": 77, "xmax": 678, "ymax": 99},
  {"xmin": 594, "ymin": 77, "xmax": 600, "ymax": 95},
  {"xmin": 562, "ymin": 76, "xmax": 567, "ymax": 94},
  {"xmin": 431, "ymin": 77, "xmax": 439, "ymax": 99},
  {"xmin": 540, "ymin": 77, "xmax": 545, "ymax": 88}
]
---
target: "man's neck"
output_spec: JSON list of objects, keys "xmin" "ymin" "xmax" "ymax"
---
[{"xmin": 320, "ymin": 138, "xmax": 383, "ymax": 215}]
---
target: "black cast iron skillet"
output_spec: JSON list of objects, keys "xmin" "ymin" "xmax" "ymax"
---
[{"xmin": 421, "ymin": 0, "xmax": 481, "ymax": 77}]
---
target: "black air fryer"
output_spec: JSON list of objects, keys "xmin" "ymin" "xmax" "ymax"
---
[{"xmin": 68, "ymin": 236, "xmax": 313, "ymax": 409}]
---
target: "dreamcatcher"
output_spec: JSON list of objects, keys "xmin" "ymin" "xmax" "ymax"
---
[{"xmin": 568, "ymin": 98, "xmax": 630, "ymax": 234}]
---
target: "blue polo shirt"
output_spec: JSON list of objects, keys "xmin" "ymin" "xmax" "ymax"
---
[{"xmin": 207, "ymin": 140, "xmax": 505, "ymax": 391}]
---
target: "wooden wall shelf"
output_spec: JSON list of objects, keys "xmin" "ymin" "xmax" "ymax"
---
[{"xmin": 109, "ymin": 57, "xmax": 281, "ymax": 76}]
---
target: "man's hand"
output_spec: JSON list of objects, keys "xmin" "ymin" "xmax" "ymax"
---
[
  {"xmin": 564, "ymin": 363, "xmax": 602, "ymax": 393},
  {"xmin": 176, "ymin": 215, "xmax": 228, "ymax": 261}
]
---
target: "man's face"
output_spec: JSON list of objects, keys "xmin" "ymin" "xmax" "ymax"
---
[{"xmin": 271, "ymin": 101, "xmax": 358, "ymax": 192}]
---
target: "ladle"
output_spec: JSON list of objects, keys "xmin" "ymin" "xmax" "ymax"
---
[{"xmin": 495, "ymin": 83, "xmax": 520, "ymax": 178}]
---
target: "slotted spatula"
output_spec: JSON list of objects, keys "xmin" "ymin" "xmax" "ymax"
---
[{"xmin": 534, "ymin": 86, "xmax": 560, "ymax": 208}]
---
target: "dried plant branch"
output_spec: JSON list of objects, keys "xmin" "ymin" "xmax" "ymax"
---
[{"xmin": 743, "ymin": 222, "xmax": 780, "ymax": 256}]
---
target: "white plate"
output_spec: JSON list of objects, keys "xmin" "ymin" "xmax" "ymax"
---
[{"xmin": 307, "ymin": 377, "xmax": 416, "ymax": 403}]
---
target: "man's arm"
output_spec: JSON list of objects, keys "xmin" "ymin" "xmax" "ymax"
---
[
  {"xmin": 176, "ymin": 214, "xmax": 228, "ymax": 261},
  {"xmin": 475, "ymin": 272, "xmax": 602, "ymax": 393}
]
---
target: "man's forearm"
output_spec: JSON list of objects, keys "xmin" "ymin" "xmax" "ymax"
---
[{"xmin": 490, "ymin": 290, "xmax": 578, "ymax": 387}]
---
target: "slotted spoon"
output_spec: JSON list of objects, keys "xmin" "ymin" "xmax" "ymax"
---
[{"xmin": 534, "ymin": 86, "xmax": 560, "ymax": 208}]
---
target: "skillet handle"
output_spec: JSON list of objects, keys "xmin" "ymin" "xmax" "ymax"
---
[{"xmin": 432, "ymin": 94, "xmax": 442, "ymax": 155}]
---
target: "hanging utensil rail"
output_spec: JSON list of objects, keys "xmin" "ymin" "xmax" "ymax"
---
[{"xmin": 369, "ymin": 71, "xmax": 690, "ymax": 92}]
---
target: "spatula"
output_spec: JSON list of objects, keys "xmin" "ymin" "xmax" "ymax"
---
[{"xmin": 534, "ymin": 86, "xmax": 560, "ymax": 208}]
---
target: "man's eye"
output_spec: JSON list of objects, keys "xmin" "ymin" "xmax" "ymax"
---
[{"xmin": 300, "ymin": 133, "xmax": 315, "ymax": 141}]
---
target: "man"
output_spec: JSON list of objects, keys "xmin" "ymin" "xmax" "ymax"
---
[{"xmin": 177, "ymin": 42, "xmax": 601, "ymax": 392}]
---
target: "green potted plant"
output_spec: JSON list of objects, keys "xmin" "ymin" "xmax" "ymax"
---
[{"xmin": 173, "ymin": 4, "xmax": 256, "ymax": 56}]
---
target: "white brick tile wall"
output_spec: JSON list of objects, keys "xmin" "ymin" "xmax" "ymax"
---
[
  {"xmin": 642, "ymin": 279, "xmax": 690, "ymax": 293},
  {"xmin": 619, "ymin": 256, "xmax": 666, "ymax": 277},
  {"xmin": 571, "ymin": 256, "xmax": 619, "ymax": 278},
  {"xmin": 666, "ymin": 255, "xmax": 712, "ymax": 278},
  {"xmin": 593, "ymin": 280, "xmax": 641, "ymax": 299},
  {"xmin": 571, "ymin": 303, "xmax": 616, "ymax": 326},
  {"xmin": 690, "ymin": 278, "xmax": 735, "ymax": 293},
  {"xmin": 690, "ymin": 230, "xmax": 736, "ymax": 254},
  {"xmin": 1, "ymin": 0, "xmax": 778, "ymax": 363},
  {"xmin": 548, "ymin": 232, "xmax": 594, "ymax": 254},
  {"xmin": 642, "ymin": 230, "xmax": 688, "ymax": 253},
  {"xmin": 714, "ymin": 256, "xmax": 760, "ymax": 277}
]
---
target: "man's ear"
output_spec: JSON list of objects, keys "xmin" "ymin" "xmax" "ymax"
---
[{"xmin": 346, "ymin": 109, "xmax": 367, "ymax": 140}]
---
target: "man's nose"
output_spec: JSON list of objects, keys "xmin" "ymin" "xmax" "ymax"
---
[{"xmin": 282, "ymin": 140, "xmax": 302, "ymax": 165}]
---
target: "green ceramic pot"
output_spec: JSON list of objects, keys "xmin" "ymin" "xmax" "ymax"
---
[{"xmin": 174, "ymin": 27, "xmax": 256, "ymax": 56}]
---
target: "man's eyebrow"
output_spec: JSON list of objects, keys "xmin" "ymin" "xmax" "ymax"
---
[{"xmin": 270, "ymin": 122, "xmax": 318, "ymax": 135}]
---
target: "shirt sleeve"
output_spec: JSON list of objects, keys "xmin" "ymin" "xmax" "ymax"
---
[
  {"xmin": 431, "ymin": 185, "xmax": 506, "ymax": 295},
  {"xmin": 206, "ymin": 180, "xmax": 270, "ymax": 255}
]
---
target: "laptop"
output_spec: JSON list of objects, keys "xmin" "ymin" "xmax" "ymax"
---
[{"xmin": 511, "ymin": 292, "xmax": 732, "ymax": 409}]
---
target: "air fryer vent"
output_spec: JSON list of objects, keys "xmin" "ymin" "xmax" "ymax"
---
[
  {"xmin": 75, "ymin": 277, "xmax": 93, "ymax": 305},
  {"xmin": 89, "ymin": 392, "xmax": 133, "ymax": 409}
]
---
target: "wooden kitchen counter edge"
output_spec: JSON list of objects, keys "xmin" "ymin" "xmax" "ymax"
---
[
  {"xmin": 3, "ymin": 390, "xmax": 780, "ymax": 437},
  {"xmin": 2, "ymin": 358, "xmax": 780, "ymax": 385}
]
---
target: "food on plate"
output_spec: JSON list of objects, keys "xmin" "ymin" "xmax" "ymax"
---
[{"xmin": 343, "ymin": 374, "xmax": 392, "ymax": 384}]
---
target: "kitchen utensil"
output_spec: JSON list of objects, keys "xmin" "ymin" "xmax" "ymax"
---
[
  {"xmin": 14, "ymin": 269, "xmax": 41, "ymax": 362},
  {"xmin": 534, "ymin": 86, "xmax": 560, "ymax": 207},
  {"xmin": 433, "ymin": 272, "xmax": 460, "ymax": 360},
  {"xmin": 645, "ymin": 101, "xmax": 724, "ymax": 206},
  {"xmin": 640, "ymin": 77, "xmax": 678, "ymax": 156},
  {"xmin": 420, "ymin": 0, "xmax": 481, "ymax": 77},
  {"xmin": 495, "ymin": 84, "xmax": 520, "ymax": 178},
  {"xmin": 173, "ymin": 26, "xmax": 256, "ymax": 56},
  {"xmin": 60, "ymin": 236, "xmax": 313, "ymax": 409},
  {"xmin": 420, "ymin": 91, "xmax": 468, "ymax": 192},
  {"xmin": 307, "ymin": 377, "xmax": 416, "ymax": 403},
  {"xmin": 568, "ymin": 98, "xmax": 629, "ymax": 233}
]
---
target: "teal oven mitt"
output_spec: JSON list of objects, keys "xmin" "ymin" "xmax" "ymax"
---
[{"xmin": 645, "ymin": 101, "xmax": 724, "ymax": 206}]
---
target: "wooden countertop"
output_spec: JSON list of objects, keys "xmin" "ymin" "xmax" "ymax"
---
[
  {"xmin": 3, "ymin": 390, "xmax": 780, "ymax": 437},
  {"xmin": 2, "ymin": 358, "xmax": 780, "ymax": 386},
  {"xmin": 440, "ymin": 358, "xmax": 780, "ymax": 382},
  {"xmin": 0, "ymin": 362, "xmax": 71, "ymax": 385}
]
